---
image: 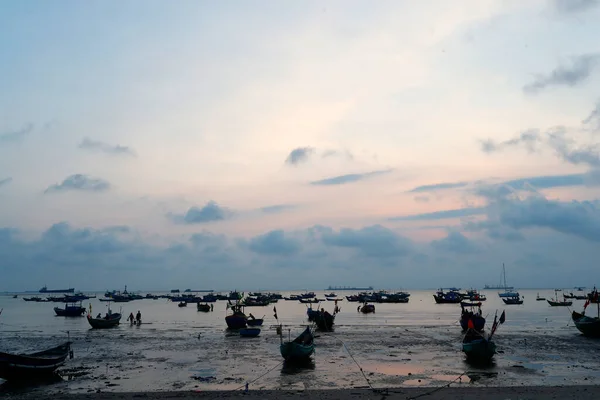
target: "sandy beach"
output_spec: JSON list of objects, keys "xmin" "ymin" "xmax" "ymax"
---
[{"xmin": 4, "ymin": 386, "xmax": 600, "ymax": 400}]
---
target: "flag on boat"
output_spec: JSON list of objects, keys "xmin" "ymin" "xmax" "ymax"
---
[
  {"xmin": 584, "ymin": 299, "xmax": 590, "ymax": 309},
  {"xmin": 499, "ymin": 310, "xmax": 506, "ymax": 324},
  {"xmin": 467, "ymin": 319, "xmax": 474, "ymax": 329}
]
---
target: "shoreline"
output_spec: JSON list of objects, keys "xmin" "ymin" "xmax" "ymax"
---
[{"xmin": 5, "ymin": 386, "xmax": 600, "ymax": 399}]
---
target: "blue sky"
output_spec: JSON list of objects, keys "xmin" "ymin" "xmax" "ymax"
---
[{"xmin": 1, "ymin": 0, "xmax": 600, "ymax": 291}]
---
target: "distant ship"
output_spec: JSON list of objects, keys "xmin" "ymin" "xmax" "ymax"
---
[
  {"xmin": 326, "ymin": 285, "xmax": 374, "ymax": 291},
  {"xmin": 39, "ymin": 286, "xmax": 75, "ymax": 293},
  {"xmin": 484, "ymin": 284, "xmax": 514, "ymax": 290}
]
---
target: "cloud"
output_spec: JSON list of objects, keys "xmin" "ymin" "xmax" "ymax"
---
[
  {"xmin": 553, "ymin": 0, "xmax": 599, "ymax": 14},
  {"xmin": 414, "ymin": 196, "xmax": 430, "ymax": 203},
  {"xmin": 248, "ymin": 230, "xmax": 300, "ymax": 255},
  {"xmin": 0, "ymin": 123, "xmax": 34, "ymax": 144},
  {"xmin": 409, "ymin": 181, "xmax": 469, "ymax": 193},
  {"xmin": 389, "ymin": 207, "xmax": 485, "ymax": 221},
  {"xmin": 431, "ymin": 231, "xmax": 478, "ymax": 253},
  {"xmin": 480, "ymin": 129, "xmax": 541, "ymax": 154},
  {"xmin": 78, "ymin": 138, "xmax": 136, "ymax": 157},
  {"xmin": 310, "ymin": 169, "xmax": 393, "ymax": 186},
  {"xmin": 320, "ymin": 225, "xmax": 412, "ymax": 257},
  {"xmin": 259, "ymin": 204, "xmax": 296, "ymax": 214},
  {"xmin": 523, "ymin": 54, "xmax": 600, "ymax": 94},
  {"xmin": 0, "ymin": 177, "xmax": 12, "ymax": 188},
  {"xmin": 497, "ymin": 196, "xmax": 600, "ymax": 242},
  {"xmin": 582, "ymin": 101, "xmax": 600, "ymax": 132},
  {"xmin": 169, "ymin": 201, "xmax": 230, "ymax": 224},
  {"xmin": 463, "ymin": 220, "xmax": 525, "ymax": 242},
  {"xmin": 322, "ymin": 149, "xmax": 354, "ymax": 160},
  {"xmin": 285, "ymin": 147, "xmax": 315, "ymax": 165},
  {"xmin": 44, "ymin": 174, "xmax": 110, "ymax": 193}
]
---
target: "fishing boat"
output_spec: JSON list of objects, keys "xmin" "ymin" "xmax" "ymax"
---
[
  {"xmin": 572, "ymin": 294, "xmax": 600, "ymax": 337},
  {"xmin": 225, "ymin": 303, "xmax": 247, "ymax": 329},
  {"xmin": 433, "ymin": 289, "xmax": 462, "ymax": 304},
  {"xmin": 0, "ymin": 342, "xmax": 72, "ymax": 381},
  {"xmin": 178, "ymin": 301, "xmax": 187, "ymax": 307},
  {"xmin": 197, "ymin": 303, "xmax": 211, "ymax": 312},
  {"xmin": 299, "ymin": 298, "xmax": 319, "ymax": 304},
  {"xmin": 280, "ymin": 326, "xmax": 314, "ymax": 361},
  {"xmin": 548, "ymin": 290, "xmax": 572, "ymax": 307},
  {"xmin": 306, "ymin": 306, "xmax": 336, "ymax": 331},
  {"xmin": 359, "ymin": 303, "xmax": 376, "ymax": 314},
  {"xmin": 462, "ymin": 310, "xmax": 505, "ymax": 363},
  {"xmin": 54, "ymin": 301, "xmax": 86, "ymax": 317},
  {"xmin": 460, "ymin": 303, "xmax": 485, "ymax": 331},
  {"xmin": 536, "ymin": 293, "xmax": 546, "ymax": 301},
  {"xmin": 502, "ymin": 295, "xmax": 523, "ymax": 305},
  {"xmin": 239, "ymin": 328, "xmax": 261, "ymax": 337},
  {"xmin": 460, "ymin": 301, "xmax": 482, "ymax": 307}
]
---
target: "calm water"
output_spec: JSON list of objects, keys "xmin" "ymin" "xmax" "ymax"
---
[{"xmin": 0, "ymin": 289, "xmax": 598, "ymax": 394}]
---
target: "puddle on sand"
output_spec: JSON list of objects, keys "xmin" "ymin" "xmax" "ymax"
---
[{"xmin": 362, "ymin": 363, "xmax": 425, "ymax": 376}]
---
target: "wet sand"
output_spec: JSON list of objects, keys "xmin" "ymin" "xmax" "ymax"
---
[{"xmin": 5, "ymin": 386, "xmax": 600, "ymax": 400}]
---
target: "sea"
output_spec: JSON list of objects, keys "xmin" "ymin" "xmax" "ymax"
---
[{"xmin": 1, "ymin": 289, "xmax": 600, "ymax": 395}]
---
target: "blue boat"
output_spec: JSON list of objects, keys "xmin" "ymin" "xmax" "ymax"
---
[
  {"xmin": 239, "ymin": 328, "xmax": 261, "ymax": 337},
  {"xmin": 433, "ymin": 289, "xmax": 462, "ymax": 304}
]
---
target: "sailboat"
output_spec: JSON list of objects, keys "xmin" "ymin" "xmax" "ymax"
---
[
  {"xmin": 547, "ymin": 289, "xmax": 572, "ymax": 307},
  {"xmin": 572, "ymin": 291, "xmax": 600, "ymax": 337},
  {"xmin": 497, "ymin": 264, "xmax": 521, "ymax": 303}
]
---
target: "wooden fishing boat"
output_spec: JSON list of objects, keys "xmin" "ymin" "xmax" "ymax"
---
[
  {"xmin": 306, "ymin": 307, "xmax": 335, "ymax": 331},
  {"xmin": 460, "ymin": 303, "xmax": 485, "ymax": 331},
  {"xmin": 280, "ymin": 326, "xmax": 314, "ymax": 361},
  {"xmin": 197, "ymin": 303, "xmax": 211, "ymax": 312},
  {"xmin": 433, "ymin": 289, "xmax": 461, "ymax": 304},
  {"xmin": 225, "ymin": 303, "xmax": 247, "ymax": 329},
  {"xmin": 87, "ymin": 312, "xmax": 121, "ymax": 329},
  {"xmin": 239, "ymin": 328, "xmax": 261, "ymax": 337},
  {"xmin": 548, "ymin": 290, "xmax": 571, "ymax": 306},
  {"xmin": 572, "ymin": 311, "xmax": 600, "ymax": 337},
  {"xmin": 502, "ymin": 296, "xmax": 523, "ymax": 305},
  {"xmin": 536, "ymin": 293, "xmax": 546, "ymax": 301},
  {"xmin": 360, "ymin": 304, "xmax": 375, "ymax": 314},
  {"xmin": 0, "ymin": 342, "xmax": 71, "ymax": 381},
  {"xmin": 299, "ymin": 298, "xmax": 319, "ymax": 304},
  {"xmin": 246, "ymin": 313, "xmax": 263, "ymax": 326},
  {"xmin": 462, "ymin": 310, "xmax": 505, "ymax": 363},
  {"xmin": 462, "ymin": 333, "xmax": 496, "ymax": 362},
  {"xmin": 54, "ymin": 301, "xmax": 86, "ymax": 317}
]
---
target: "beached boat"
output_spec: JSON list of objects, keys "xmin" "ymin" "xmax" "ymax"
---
[
  {"xmin": 197, "ymin": 303, "xmax": 211, "ymax": 312},
  {"xmin": 225, "ymin": 303, "xmax": 247, "ymax": 329},
  {"xmin": 54, "ymin": 301, "xmax": 86, "ymax": 317},
  {"xmin": 572, "ymin": 311, "xmax": 600, "ymax": 337},
  {"xmin": 280, "ymin": 326, "xmax": 314, "ymax": 361},
  {"xmin": 359, "ymin": 303, "xmax": 376, "ymax": 314},
  {"xmin": 306, "ymin": 306, "xmax": 335, "ymax": 331},
  {"xmin": 299, "ymin": 298, "xmax": 320, "ymax": 304},
  {"xmin": 239, "ymin": 328, "xmax": 261, "ymax": 337},
  {"xmin": 0, "ymin": 342, "xmax": 72, "ymax": 381},
  {"xmin": 462, "ymin": 310, "xmax": 505, "ymax": 363},
  {"xmin": 460, "ymin": 303, "xmax": 485, "ymax": 331},
  {"xmin": 246, "ymin": 313, "xmax": 263, "ymax": 326}
]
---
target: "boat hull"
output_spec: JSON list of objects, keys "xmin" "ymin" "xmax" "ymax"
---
[
  {"xmin": 547, "ymin": 300, "xmax": 572, "ymax": 307},
  {"xmin": 572, "ymin": 311, "xmax": 600, "ymax": 337},
  {"xmin": 225, "ymin": 315, "xmax": 247, "ymax": 329},
  {"xmin": 247, "ymin": 319, "xmax": 263, "ymax": 326},
  {"xmin": 462, "ymin": 338, "xmax": 496, "ymax": 362},
  {"xmin": 87, "ymin": 314, "xmax": 122, "ymax": 329},
  {"xmin": 460, "ymin": 315, "xmax": 486, "ymax": 331},
  {"xmin": 433, "ymin": 295, "xmax": 461, "ymax": 304},
  {"xmin": 0, "ymin": 342, "xmax": 71, "ymax": 381},
  {"xmin": 54, "ymin": 307, "xmax": 86, "ymax": 317}
]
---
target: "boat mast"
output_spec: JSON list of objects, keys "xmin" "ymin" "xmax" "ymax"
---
[{"xmin": 503, "ymin": 263, "xmax": 507, "ymax": 289}]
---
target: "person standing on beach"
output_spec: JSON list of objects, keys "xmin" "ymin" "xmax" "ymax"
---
[{"xmin": 136, "ymin": 310, "xmax": 142, "ymax": 325}]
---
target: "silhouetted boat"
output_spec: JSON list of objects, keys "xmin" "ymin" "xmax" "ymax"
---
[
  {"xmin": 433, "ymin": 289, "xmax": 461, "ymax": 304},
  {"xmin": 536, "ymin": 293, "xmax": 546, "ymax": 301},
  {"xmin": 0, "ymin": 342, "xmax": 71, "ymax": 381},
  {"xmin": 197, "ymin": 303, "xmax": 211, "ymax": 312},
  {"xmin": 225, "ymin": 303, "xmax": 247, "ymax": 329},
  {"xmin": 462, "ymin": 310, "xmax": 505, "ymax": 363},
  {"xmin": 548, "ymin": 290, "xmax": 571, "ymax": 306},
  {"xmin": 280, "ymin": 327, "xmax": 314, "ymax": 361},
  {"xmin": 39, "ymin": 286, "xmax": 74, "ymax": 293},
  {"xmin": 502, "ymin": 296, "xmax": 523, "ymax": 305},
  {"xmin": 460, "ymin": 303, "xmax": 485, "ymax": 331},
  {"xmin": 87, "ymin": 312, "xmax": 121, "ymax": 329},
  {"xmin": 360, "ymin": 304, "xmax": 376, "ymax": 314},
  {"xmin": 54, "ymin": 301, "xmax": 86, "ymax": 317},
  {"xmin": 572, "ymin": 293, "xmax": 600, "ymax": 337}
]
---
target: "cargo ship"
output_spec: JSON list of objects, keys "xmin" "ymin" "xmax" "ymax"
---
[
  {"xmin": 39, "ymin": 286, "xmax": 75, "ymax": 293},
  {"xmin": 326, "ymin": 285, "xmax": 374, "ymax": 291}
]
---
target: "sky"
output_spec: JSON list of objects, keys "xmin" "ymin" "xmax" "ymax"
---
[{"xmin": 1, "ymin": 0, "xmax": 600, "ymax": 291}]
